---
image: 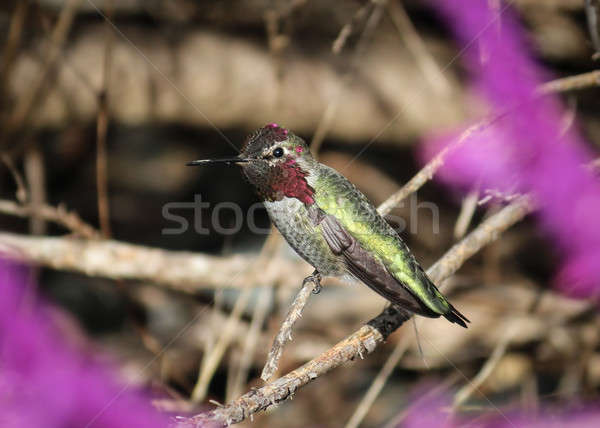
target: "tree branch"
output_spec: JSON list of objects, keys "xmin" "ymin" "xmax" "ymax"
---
[
  {"xmin": 0, "ymin": 232, "xmax": 305, "ymax": 292},
  {"xmin": 0, "ymin": 199, "xmax": 99, "ymax": 238},
  {"xmin": 178, "ymin": 196, "xmax": 533, "ymax": 427}
]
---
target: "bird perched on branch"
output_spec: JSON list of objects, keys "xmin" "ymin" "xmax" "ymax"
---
[{"xmin": 188, "ymin": 123, "xmax": 469, "ymax": 327}]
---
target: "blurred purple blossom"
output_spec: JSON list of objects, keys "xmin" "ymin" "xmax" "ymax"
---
[
  {"xmin": 402, "ymin": 387, "xmax": 600, "ymax": 428},
  {"xmin": 0, "ymin": 260, "xmax": 171, "ymax": 428},
  {"xmin": 403, "ymin": 386, "xmax": 454, "ymax": 428},
  {"xmin": 423, "ymin": 0, "xmax": 600, "ymax": 297}
]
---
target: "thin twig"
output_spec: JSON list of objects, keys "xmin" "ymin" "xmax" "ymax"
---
[
  {"xmin": 191, "ymin": 233, "xmax": 283, "ymax": 403},
  {"xmin": 96, "ymin": 0, "xmax": 114, "ymax": 237},
  {"xmin": 0, "ymin": 200, "xmax": 99, "ymax": 239},
  {"xmin": 331, "ymin": 2, "xmax": 372, "ymax": 55},
  {"xmin": 585, "ymin": 0, "xmax": 600, "ymax": 60},
  {"xmin": 24, "ymin": 145, "xmax": 47, "ymax": 235},
  {"xmin": 227, "ymin": 233, "xmax": 283, "ymax": 400},
  {"xmin": 179, "ymin": 197, "xmax": 533, "ymax": 426},
  {"xmin": 263, "ymin": 0, "xmax": 307, "ymax": 78},
  {"xmin": 376, "ymin": 70, "xmax": 599, "ymax": 217},
  {"xmin": 191, "ymin": 287, "xmax": 254, "ymax": 403},
  {"xmin": 0, "ymin": 1, "xmax": 29, "ymax": 104},
  {"xmin": 311, "ymin": 0, "xmax": 386, "ymax": 157},
  {"xmin": 427, "ymin": 197, "xmax": 532, "ymax": 282},
  {"xmin": 453, "ymin": 324, "xmax": 518, "ymax": 408},
  {"xmin": 2, "ymin": 155, "xmax": 28, "ymax": 203},
  {"xmin": 260, "ymin": 271, "xmax": 320, "ymax": 382},
  {"xmin": 377, "ymin": 120, "xmax": 492, "ymax": 216},
  {"xmin": 227, "ymin": 285, "xmax": 272, "ymax": 401},
  {"xmin": 454, "ymin": 189, "xmax": 480, "ymax": 240},
  {"xmin": 538, "ymin": 70, "xmax": 600, "ymax": 94},
  {"xmin": 344, "ymin": 334, "xmax": 411, "ymax": 428},
  {"xmin": 381, "ymin": 374, "xmax": 462, "ymax": 428},
  {"xmin": 5, "ymin": 0, "xmax": 80, "ymax": 136},
  {"xmin": 388, "ymin": 0, "xmax": 452, "ymax": 98}
]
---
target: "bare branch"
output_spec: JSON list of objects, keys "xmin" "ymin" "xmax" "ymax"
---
[
  {"xmin": 454, "ymin": 189, "xmax": 480, "ymax": 239},
  {"xmin": 377, "ymin": 120, "xmax": 492, "ymax": 216},
  {"xmin": 5, "ymin": 0, "xmax": 80, "ymax": 136},
  {"xmin": 179, "ymin": 196, "xmax": 534, "ymax": 426},
  {"xmin": 427, "ymin": 197, "xmax": 532, "ymax": 282},
  {"xmin": 585, "ymin": 0, "xmax": 600, "ymax": 60},
  {"xmin": 24, "ymin": 145, "xmax": 47, "ymax": 235},
  {"xmin": 1, "ymin": 155, "xmax": 28, "ymax": 203},
  {"xmin": 0, "ymin": 232, "xmax": 306, "ymax": 292},
  {"xmin": 0, "ymin": 200, "xmax": 99, "ymax": 238},
  {"xmin": 377, "ymin": 70, "xmax": 600, "ymax": 218},
  {"xmin": 191, "ymin": 287, "xmax": 253, "ymax": 403},
  {"xmin": 538, "ymin": 70, "xmax": 600, "ymax": 93},
  {"xmin": 192, "ymin": 233, "xmax": 282, "ymax": 403},
  {"xmin": 311, "ymin": 0, "xmax": 387, "ymax": 156},
  {"xmin": 344, "ymin": 334, "xmax": 411, "ymax": 428},
  {"xmin": 95, "ymin": 0, "xmax": 114, "ymax": 238},
  {"xmin": 388, "ymin": 0, "xmax": 452, "ymax": 98},
  {"xmin": 453, "ymin": 324, "xmax": 518, "ymax": 408},
  {"xmin": 228, "ymin": 285, "xmax": 272, "ymax": 401},
  {"xmin": 260, "ymin": 272, "xmax": 321, "ymax": 382}
]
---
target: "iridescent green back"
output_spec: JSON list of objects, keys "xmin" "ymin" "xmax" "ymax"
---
[{"xmin": 313, "ymin": 164, "xmax": 451, "ymax": 315}]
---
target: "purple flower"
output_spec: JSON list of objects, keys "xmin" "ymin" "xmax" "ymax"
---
[
  {"xmin": 0, "ymin": 260, "xmax": 171, "ymax": 428},
  {"xmin": 403, "ymin": 385, "xmax": 455, "ymax": 428},
  {"xmin": 402, "ymin": 387, "xmax": 600, "ymax": 428},
  {"xmin": 423, "ymin": 0, "xmax": 600, "ymax": 297}
]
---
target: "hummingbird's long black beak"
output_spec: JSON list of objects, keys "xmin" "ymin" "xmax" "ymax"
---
[{"xmin": 186, "ymin": 157, "xmax": 250, "ymax": 166}]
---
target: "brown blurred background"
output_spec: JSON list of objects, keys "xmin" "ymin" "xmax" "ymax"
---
[{"xmin": 1, "ymin": 1, "xmax": 600, "ymax": 427}]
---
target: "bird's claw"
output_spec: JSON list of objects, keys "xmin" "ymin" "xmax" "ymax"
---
[{"xmin": 303, "ymin": 271, "xmax": 322, "ymax": 294}]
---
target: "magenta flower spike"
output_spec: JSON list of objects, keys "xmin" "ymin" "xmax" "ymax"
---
[
  {"xmin": 0, "ymin": 261, "xmax": 172, "ymax": 428},
  {"xmin": 424, "ymin": 0, "xmax": 600, "ymax": 297}
]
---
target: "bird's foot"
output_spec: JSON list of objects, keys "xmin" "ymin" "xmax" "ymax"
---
[{"xmin": 303, "ymin": 270, "xmax": 323, "ymax": 294}]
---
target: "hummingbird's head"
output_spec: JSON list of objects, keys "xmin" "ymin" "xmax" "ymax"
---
[{"xmin": 188, "ymin": 123, "xmax": 316, "ymax": 205}]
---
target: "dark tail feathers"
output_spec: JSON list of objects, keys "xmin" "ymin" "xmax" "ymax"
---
[{"xmin": 443, "ymin": 303, "xmax": 470, "ymax": 328}]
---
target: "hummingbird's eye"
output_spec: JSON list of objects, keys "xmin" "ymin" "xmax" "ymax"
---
[{"xmin": 273, "ymin": 147, "xmax": 284, "ymax": 158}]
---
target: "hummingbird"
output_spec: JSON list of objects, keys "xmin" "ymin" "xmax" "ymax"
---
[{"xmin": 188, "ymin": 123, "xmax": 469, "ymax": 327}]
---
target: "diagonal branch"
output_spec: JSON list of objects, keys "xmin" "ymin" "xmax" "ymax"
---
[
  {"xmin": 0, "ymin": 199, "xmax": 99, "ymax": 238},
  {"xmin": 377, "ymin": 69, "xmax": 600, "ymax": 217},
  {"xmin": 177, "ymin": 196, "xmax": 533, "ymax": 427}
]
